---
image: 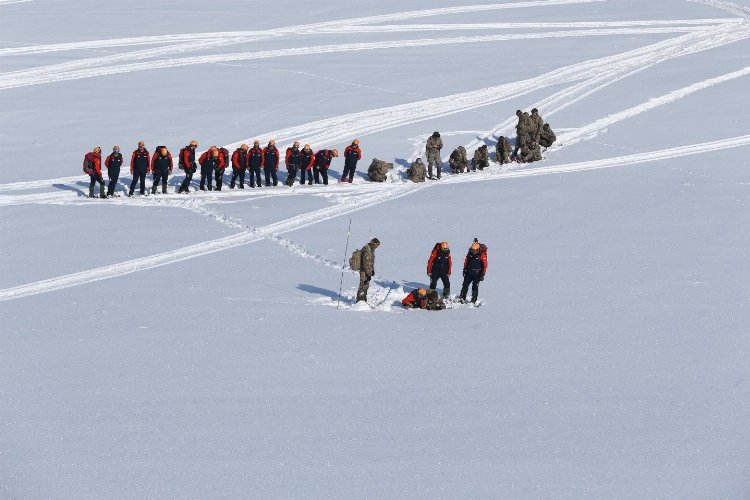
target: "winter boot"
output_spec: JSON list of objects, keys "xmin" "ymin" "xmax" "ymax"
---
[
  {"xmin": 128, "ymin": 189, "xmax": 134, "ymax": 197},
  {"xmin": 99, "ymin": 191, "xmax": 107, "ymax": 199},
  {"xmin": 162, "ymin": 186, "xmax": 167, "ymax": 194},
  {"xmin": 151, "ymin": 185, "xmax": 157, "ymax": 195},
  {"xmin": 443, "ymin": 286, "xmax": 450, "ymax": 298},
  {"xmin": 88, "ymin": 185, "xmax": 95, "ymax": 198}
]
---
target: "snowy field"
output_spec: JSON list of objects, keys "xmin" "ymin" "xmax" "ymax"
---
[{"xmin": 1, "ymin": 0, "xmax": 749, "ymax": 497}]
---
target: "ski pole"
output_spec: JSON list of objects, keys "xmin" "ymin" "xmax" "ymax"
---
[{"xmin": 337, "ymin": 218, "xmax": 352, "ymax": 309}]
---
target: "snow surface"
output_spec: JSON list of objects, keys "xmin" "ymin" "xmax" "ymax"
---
[{"xmin": 1, "ymin": 0, "xmax": 749, "ymax": 497}]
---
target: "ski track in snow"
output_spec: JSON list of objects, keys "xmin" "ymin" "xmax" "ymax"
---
[
  {"xmin": 687, "ymin": 0, "xmax": 750, "ymax": 18},
  {"xmin": 2, "ymin": 4, "xmax": 749, "ymax": 302}
]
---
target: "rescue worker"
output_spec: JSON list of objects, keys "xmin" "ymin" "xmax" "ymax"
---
[
  {"xmin": 341, "ymin": 138, "xmax": 361, "ymax": 183},
  {"xmin": 539, "ymin": 123, "xmax": 556, "ymax": 148},
  {"xmin": 313, "ymin": 148, "xmax": 338, "ymax": 185},
  {"xmin": 402, "ymin": 288, "xmax": 428, "ymax": 309},
  {"xmin": 263, "ymin": 140, "xmax": 280, "ymax": 186},
  {"xmin": 129, "ymin": 140, "xmax": 150, "ymax": 196},
  {"xmin": 285, "ymin": 141, "xmax": 301, "ymax": 187},
  {"xmin": 215, "ymin": 147, "xmax": 228, "ymax": 191},
  {"xmin": 459, "ymin": 239, "xmax": 488, "ymax": 304},
  {"xmin": 247, "ymin": 140, "xmax": 264, "ymax": 188},
  {"xmin": 150, "ymin": 146, "xmax": 173, "ymax": 194},
  {"xmin": 427, "ymin": 241, "xmax": 452, "ymax": 297},
  {"xmin": 425, "ymin": 131, "xmax": 443, "ymax": 179},
  {"xmin": 356, "ymin": 237, "xmax": 380, "ymax": 303},
  {"xmin": 299, "ymin": 144, "xmax": 315, "ymax": 185},
  {"xmin": 230, "ymin": 144, "xmax": 248, "ymax": 189},
  {"xmin": 178, "ymin": 140, "xmax": 198, "ymax": 194},
  {"xmin": 198, "ymin": 146, "xmax": 223, "ymax": 191},
  {"xmin": 449, "ymin": 146, "xmax": 467, "ymax": 174},
  {"xmin": 85, "ymin": 146, "xmax": 106, "ymax": 198},
  {"xmin": 471, "ymin": 144, "xmax": 489, "ymax": 171},
  {"xmin": 104, "ymin": 145, "xmax": 123, "ymax": 197},
  {"xmin": 495, "ymin": 136, "xmax": 512, "ymax": 164}
]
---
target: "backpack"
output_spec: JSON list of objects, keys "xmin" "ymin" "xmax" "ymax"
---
[
  {"xmin": 82, "ymin": 152, "xmax": 94, "ymax": 174},
  {"xmin": 178, "ymin": 146, "xmax": 188, "ymax": 170},
  {"xmin": 349, "ymin": 249, "xmax": 362, "ymax": 271}
]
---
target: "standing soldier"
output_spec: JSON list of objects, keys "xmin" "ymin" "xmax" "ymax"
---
[
  {"xmin": 263, "ymin": 140, "xmax": 280, "ymax": 186},
  {"xmin": 230, "ymin": 144, "xmax": 248, "ymax": 189},
  {"xmin": 425, "ymin": 131, "xmax": 443, "ymax": 179},
  {"xmin": 129, "ymin": 140, "xmax": 150, "ymax": 197},
  {"xmin": 285, "ymin": 141, "xmax": 302, "ymax": 187},
  {"xmin": 356, "ymin": 237, "xmax": 380, "ymax": 303},
  {"xmin": 538, "ymin": 123, "xmax": 556, "ymax": 148},
  {"xmin": 495, "ymin": 136, "xmax": 511, "ymax": 165},
  {"xmin": 512, "ymin": 110, "xmax": 529, "ymax": 159},
  {"xmin": 178, "ymin": 140, "xmax": 198, "ymax": 194},
  {"xmin": 299, "ymin": 144, "xmax": 315, "ymax": 185},
  {"xmin": 150, "ymin": 146, "xmax": 173, "ymax": 194},
  {"xmin": 313, "ymin": 148, "xmax": 338, "ymax": 185},
  {"xmin": 104, "ymin": 145, "xmax": 123, "ymax": 197},
  {"xmin": 459, "ymin": 239, "xmax": 488, "ymax": 304},
  {"xmin": 427, "ymin": 241, "xmax": 452, "ymax": 297},
  {"xmin": 247, "ymin": 140, "xmax": 264, "ymax": 188},
  {"xmin": 529, "ymin": 108, "xmax": 544, "ymax": 141},
  {"xmin": 471, "ymin": 144, "xmax": 490, "ymax": 171},
  {"xmin": 84, "ymin": 146, "xmax": 106, "ymax": 199},
  {"xmin": 341, "ymin": 138, "xmax": 361, "ymax": 183}
]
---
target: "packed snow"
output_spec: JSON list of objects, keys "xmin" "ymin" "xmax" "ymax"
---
[{"xmin": 1, "ymin": 0, "xmax": 749, "ymax": 497}]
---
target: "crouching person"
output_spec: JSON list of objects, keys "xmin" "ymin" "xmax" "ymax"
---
[{"xmin": 402, "ymin": 288, "xmax": 445, "ymax": 310}]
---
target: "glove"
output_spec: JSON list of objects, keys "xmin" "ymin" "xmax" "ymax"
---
[
  {"xmin": 479, "ymin": 274, "xmax": 485, "ymax": 282},
  {"xmin": 130, "ymin": 168, "xmax": 134, "ymax": 175},
  {"xmin": 463, "ymin": 270, "xmax": 467, "ymax": 278},
  {"xmin": 427, "ymin": 273, "xmax": 432, "ymax": 278}
]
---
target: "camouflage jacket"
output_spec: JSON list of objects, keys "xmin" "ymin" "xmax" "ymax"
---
[
  {"xmin": 361, "ymin": 242, "xmax": 377, "ymax": 276},
  {"xmin": 496, "ymin": 136, "xmax": 512, "ymax": 154},
  {"xmin": 449, "ymin": 147, "xmax": 467, "ymax": 167},
  {"xmin": 472, "ymin": 148, "xmax": 489, "ymax": 163},
  {"xmin": 539, "ymin": 127, "xmax": 556, "ymax": 144},
  {"xmin": 426, "ymin": 136, "xmax": 443, "ymax": 154},
  {"xmin": 529, "ymin": 114, "xmax": 544, "ymax": 136}
]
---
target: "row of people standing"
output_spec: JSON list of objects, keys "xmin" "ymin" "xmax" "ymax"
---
[{"xmin": 83, "ymin": 139, "xmax": 365, "ymax": 198}]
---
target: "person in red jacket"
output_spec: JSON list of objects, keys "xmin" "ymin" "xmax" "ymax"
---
[
  {"xmin": 402, "ymin": 287, "xmax": 429, "ymax": 309},
  {"xmin": 84, "ymin": 146, "xmax": 106, "ymax": 199},
  {"xmin": 230, "ymin": 144, "xmax": 248, "ymax": 189},
  {"xmin": 341, "ymin": 138, "xmax": 361, "ymax": 183},
  {"xmin": 129, "ymin": 140, "xmax": 151, "ymax": 196},
  {"xmin": 263, "ymin": 140, "xmax": 280, "ymax": 186},
  {"xmin": 299, "ymin": 144, "xmax": 315, "ymax": 185},
  {"xmin": 459, "ymin": 239, "xmax": 488, "ymax": 304},
  {"xmin": 313, "ymin": 148, "xmax": 338, "ymax": 185},
  {"xmin": 246, "ymin": 140, "xmax": 264, "ymax": 188},
  {"xmin": 198, "ymin": 146, "xmax": 224, "ymax": 191},
  {"xmin": 104, "ymin": 145, "xmax": 123, "ymax": 197},
  {"xmin": 178, "ymin": 140, "xmax": 198, "ymax": 194},
  {"xmin": 150, "ymin": 146, "xmax": 173, "ymax": 194},
  {"xmin": 427, "ymin": 241, "xmax": 452, "ymax": 297}
]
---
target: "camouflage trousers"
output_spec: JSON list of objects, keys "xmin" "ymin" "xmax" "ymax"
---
[
  {"xmin": 426, "ymin": 152, "xmax": 441, "ymax": 178},
  {"xmin": 357, "ymin": 271, "xmax": 372, "ymax": 302}
]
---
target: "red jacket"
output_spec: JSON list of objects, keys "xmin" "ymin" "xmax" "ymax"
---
[
  {"xmin": 300, "ymin": 148, "xmax": 315, "ymax": 171},
  {"xmin": 427, "ymin": 244, "xmax": 452, "ymax": 276},
  {"xmin": 402, "ymin": 290, "xmax": 428, "ymax": 309},
  {"xmin": 130, "ymin": 148, "xmax": 151, "ymax": 173},
  {"xmin": 231, "ymin": 148, "xmax": 247, "ymax": 169},
  {"xmin": 89, "ymin": 152, "xmax": 102, "ymax": 175},
  {"xmin": 199, "ymin": 151, "xmax": 226, "ymax": 169}
]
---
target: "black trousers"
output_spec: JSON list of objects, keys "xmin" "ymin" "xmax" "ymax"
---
[
  {"xmin": 264, "ymin": 166, "xmax": 278, "ymax": 186},
  {"xmin": 248, "ymin": 166, "xmax": 262, "ymax": 187},
  {"xmin": 107, "ymin": 167, "xmax": 120, "ymax": 195},
  {"xmin": 179, "ymin": 167, "xmax": 194, "ymax": 193},
  {"xmin": 152, "ymin": 169, "xmax": 168, "ymax": 193},
  {"xmin": 460, "ymin": 273, "xmax": 482, "ymax": 301},
  {"xmin": 214, "ymin": 168, "xmax": 225, "ymax": 191},
  {"xmin": 230, "ymin": 167, "xmax": 246, "ymax": 187},
  {"xmin": 313, "ymin": 167, "xmax": 328, "ymax": 185},
  {"xmin": 200, "ymin": 166, "xmax": 213, "ymax": 190},
  {"xmin": 300, "ymin": 167, "xmax": 312, "ymax": 184},
  {"xmin": 286, "ymin": 166, "xmax": 298, "ymax": 186},
  {"xmin": 342, "ymin": 164, "xmax": 357, "ymax": 181},
  {"xmin": 89, "ymin": 173, "xmax": 105, "ymax": 196},
  {"xmin": 129, "ymin": 167, "xmax": 147, "ymax": 194},
  {"xmin": 429, "ymin": 274, "xmax": 450, "ymax": 295}
]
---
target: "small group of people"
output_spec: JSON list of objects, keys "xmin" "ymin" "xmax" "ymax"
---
[
  {"xmin": 506, "ymin": 108, "xmax": 556, "ymax": 164},
  {"xmin": 350, "ymin": 237, "xmax": 489, "ymax": 310},
  {"xmin": 83, "ymin": 138, "xmax": 365, "ymax": 198}
]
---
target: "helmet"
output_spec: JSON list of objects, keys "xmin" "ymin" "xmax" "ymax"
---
[
  {"xmin": 470, "ymin": 242, "xmax": 481, "ymax": 252},
  {"xmin": 331, "ymin": 149, "xmax": 339, "ymax": 157},
  {"xmin": 417, "ymin": 288, "xmax": 427, "ymax": 297},
  {"xmin": 441, "ymin": 241, "xmax": 449, "ymax": 250},
  {"xmin": 93, "ymin": 146, "xmax": 101, "ymax": 153},
  {"xmin": 160, "ymin": 146, "xmax": 167, "ymax": 155},
  {"xmin": 269, "ymin": 140, "xmax": 276, "ymax": 146},
  {"xmin": 352, "ymin": 138, "xmax": 360, "ymax": 145},
  {"xmin": 241, "ymin": 144, "xmax": 248, "ymax": 149},
  {"xmin": 190, "ymin": 140, "xmax": 198, "ymax": 147},
  {"xmin": 303, "ymin": 144, "xmax": 311, "ymax": 150}
]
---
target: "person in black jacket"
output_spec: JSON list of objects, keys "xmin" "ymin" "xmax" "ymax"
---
[
  {"xmin": 150, "ymin": 146, "xmax": 173, "ymax": 194},
  {"xmin": 129, "ymin": 140, "xmax": 150, "ymax": 196},
  {"xmin": 178, "ymin": 140, "xmax": 198, "ymax": 194},
  {"xmin": 341, "ymin": 139, "xmax": 361, "ymax": 183},
  {"xmin": 459, "ymin": 240, "xmax": 488, "ymax": 304},
  {"xmin": 313, "ymin": 148, "xmax": 338, "ymax": 185},
  {"xmin": 299, "ymin": 144, "xmax": 315, "ymax": 185},
  {"xmin": 230, "ymin": 144, "xmax": 248, "ymax": 189},
  {"xmin": 427, "ymin": 241, "xmax": 452, "ymax": 297},
  {"xmin": 263, "ymin": 140, "xmax": 280, "ymax": 186},
  {"xmin": 104, "ymin": 145, "xmax": 123, "ymax": 197},
  {"xmin": 247, "ymin": 140, "xmax": 264, "ymax": 188},
  {"xmin": 285, "ymin": 141, "xmax": 301, "ymax": 187}
]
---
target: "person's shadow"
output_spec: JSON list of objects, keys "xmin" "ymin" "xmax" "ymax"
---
[
  {"xmin": 53, "ymin": 183, "xmax": 87, "ymax": 197},
  {"xmin": 297, "ymin": 284, "xmax": 340, "ymax": 300}
]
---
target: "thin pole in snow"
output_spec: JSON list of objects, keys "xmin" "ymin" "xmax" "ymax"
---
[{"xmin": 337, "ymin": 218, "xmax": 352, "ymax": 310}]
